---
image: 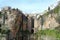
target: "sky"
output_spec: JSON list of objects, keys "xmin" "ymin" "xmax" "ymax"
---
[{"xmin": 0, "ymin": 0, "xmax": 60, "ymax": 14}]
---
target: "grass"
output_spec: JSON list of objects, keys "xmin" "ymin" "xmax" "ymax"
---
[{"xmin": 35, "ymin": 29, "xmax": 60, "ymax": 38}]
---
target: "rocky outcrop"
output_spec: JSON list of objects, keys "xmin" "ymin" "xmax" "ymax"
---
[
  {"xmin": 0, "ymin": 7, "xmax": 29, "ymax": 40},
  {"xmin": 34, "ymin": 2, "xmax": 60, "ymax": 33}
]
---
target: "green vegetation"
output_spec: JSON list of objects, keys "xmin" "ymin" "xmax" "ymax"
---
[
  {"xmin": 1, "ymin": 30, "xmax": 10, "ymax": 34},
  {"xmin": 23, "ymin": 29, "xmax": 30, "ymax": 34},
  {"xmin": 35, "ymin": 29, "xmax": 56, "ymax": 36},
  {"xmin": 35, "ymin": 29, "xmax": 60, "ymax": 38},
  {"xmin": 43, "ymin": 5, "xmax": 60, "ymax": 16},
  {"xmin": 43, "ymin": 12, "xmax": 49, "ymax": 16},
  {"xmin": 55, "ymin": 15, "xmax": 60, "ymax": 24},
  {"xmin": 0, "ymin": 13, "xmax": 2, "ymax": 18},
  {"xmin": 0, "ymin": 29, "xmax": 10, "ymax": 34},
  {"xmin": 41, "ymin": 29, "xmax": 57, "ymax": 36},
  {"xmin": 54, "ymin": 6, "xmax": 60, "ymax": 14}
]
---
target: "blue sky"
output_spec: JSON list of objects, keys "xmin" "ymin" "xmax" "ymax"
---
[{"xmin": 0, "ymin": 0, "xmax": 59, "ymax": 13}]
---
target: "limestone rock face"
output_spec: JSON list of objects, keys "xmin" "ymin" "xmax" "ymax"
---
[
  {"xmin": 43, "ymin": 14, "xmax": 59, "ymax": 30},
  {"xmin": 0, "ymin": 7, "xmax": 23, "ymax": 38}
]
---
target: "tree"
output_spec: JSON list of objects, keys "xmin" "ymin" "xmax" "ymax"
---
[
  {"xmin": 48, "ymin": 7, "xmax": 53, "ymax": 17},
  {"xmin": 48, "ymin": 7, "xmax": 50, "ymax": 11}
]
